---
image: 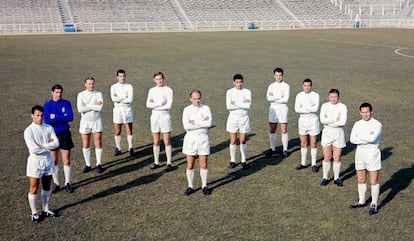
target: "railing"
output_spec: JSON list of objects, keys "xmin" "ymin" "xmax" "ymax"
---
[{"xmin": 1, "ymin": 19, "xmax": 414, "ymax": 33}]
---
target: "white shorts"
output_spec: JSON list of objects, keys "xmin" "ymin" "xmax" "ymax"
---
[
  {"xmin": 226, "ymin": 114, "xmax": 250, "ymax": 133},
  {"xmin": 113, "ymin": 106, "xmax": 133, "ymax": 124},
  {"xmin": 298, "ymin": 115, "xmax": 320, "ymax": 136},
  {"xmin": 321, "ymin": 127, "xmax": 346, "ymax": 148},
  {"xmin": 355, "ymin": 147, "xmax": 381, "ymax": 171},
  {"xmin": 150, "ymin": 110, "xmax": 172, "ymax": 133},
  {"xmin": 79, "ymin": 118, "xmax": 103, "ymax": 134},
  {"xmin": 26, "ymin": 156, "xmax": 56, "ymax": 178},
  {"xmin": 182, "ymin": 132, "xmax": 210, "ymax": 156},
  {"xmin": 268, "ymin": 105, "xmax": 288, "ymax": 123}
]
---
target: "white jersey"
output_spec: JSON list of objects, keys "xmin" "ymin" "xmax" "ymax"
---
[
  {"xmin": 182, "ymin": 104, "xmax": 212, "ymax": 135},
  {"xmin": 146, "ymin": 85, "xmax": 173, "ymax": 111},
  {"xmin": 266, "ymin": 81, "xmax": 290, "ymax": 107},
  {"xmin": 110, "ymin": 82, "xmax": 134, "ymax": 108},
  {"xmin": 226, "ymin": 87, "xmax": 251, "ymax": 116},
  {"xmin": 320, "ymin": 102, "xmax": 347, "ymax": 128},
  {"xmin": 295, "ymin": 91, "xmax": 319, "ymax": 116},
  {"xmin": 24, "ymin": 122, "xmax": 59, "ymax": 177},
  {"xmin": 77, "ymin": 90, "xmax": 103, "ymax": 121},
  {"xmin": 350, "ymin": 117, "xmax": 382, "ymax": 148}
]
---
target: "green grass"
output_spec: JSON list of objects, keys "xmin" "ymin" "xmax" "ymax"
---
[{"xmin": 0, "ymin": 29, "xmax": 413, "ymax": 241}]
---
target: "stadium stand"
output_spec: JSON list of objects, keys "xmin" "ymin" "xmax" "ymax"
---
[{"xmin": 1, "ymin": 0, "xmax": 413, "ymax": 33}]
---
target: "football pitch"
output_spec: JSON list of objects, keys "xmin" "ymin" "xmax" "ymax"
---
[{"xmin": 0, "ymin": 29, "xmax": 413, "ymax": 240}]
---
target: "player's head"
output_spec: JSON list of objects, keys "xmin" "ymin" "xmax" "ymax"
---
[
  {"xmin": 153, "ymin": 71, "xmax": 165, "ymax": 87},
  {"xmin": 273, "ymin": 67, "xmax": 284, "ymax": 82},
  {"xmin": 359, "ymin": 102, "xmax": 373, "ymax": 121},
  {"xmin": 116, "ymin": 69, "xmax": 126, "ymax": 83},
  {"xmin": 31, "ymin": 105, "xmax": 44, "ymax": 124},
  {"xmin": 328, "ymin": 88, "xmax": 340, "ymax": 104},
  {"xmin": 302, "ymin": 78, "xmax": 312, "ymax": 93},
  {"xmin": 51, "ymin": 84, "xmax": 63, "ymax": 101},
  {"xmin": 233, "ymin": 74, "xmax": 244, "ymax": 89},
  {"xmin": 190, "ymin": 90, "xmax": 202, "ymax": 106},
  {"xmin": 84, "ymin": 77, "xmax": 96, "ymax": 91}
]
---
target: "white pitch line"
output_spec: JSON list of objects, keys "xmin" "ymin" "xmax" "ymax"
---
[{"xmin": 317, "ymin": 38, "xmax": 414, "ymax": 59}]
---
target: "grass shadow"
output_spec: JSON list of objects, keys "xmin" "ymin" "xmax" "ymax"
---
[{"xmin": 378, "ymin": 163, "xmax": 414, "ymax": 210}]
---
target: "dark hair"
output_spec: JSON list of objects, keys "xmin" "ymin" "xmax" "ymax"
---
[
  {"xmin": 31, "ymin": 105, "xmax": 44, "ymax": 114},
  {"xmin": 273, "ymin": 67, "xmax": 284, "ymax": 75},
  {"xmin": 233, "ymin": 74, "xmax": 243, "ymax": 81},
  {"xmin": 360, "ymin": 102, "xmax": 372, "ymax": 111},
  {"xmin": 84, "ymin": 77, "xmax": 95, "ymax": 82},
  {"xmin": 117, "ymin": 69, "xmax": 126, "ymax": 76},
  {"xmin": 329, "ymin": 88, "xmax": 340, "ymax": 96},
  {"xmin": 303, "ymin": 78, "xmax": 312, "ymax": 85},
  {"xmin": 190, "ymin": 89, "xmax": 201, "ymax": 97},
  {"xmin": 51, "ymin": 84, "xmax": 63, "ymax": 91},
  {"xmin": 153, "ymin": 71, "xmax": 165, "ymax": 79}
]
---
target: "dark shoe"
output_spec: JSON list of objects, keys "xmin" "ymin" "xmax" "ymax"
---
[
  {"xmin": 295, "ymin": 164, "xmax": 306, "ymax": 170},
  {"xmin": 242, "ymin": 162, "xmax": 250, "ymax": 169},
  {"xmin": 129, "ymin": 148, "xmax": 135, "ymax": 156},
  {"xmin": 82, "ymin": 166, "xmax": 91, "ymax": 173},
  {"xmin": 65, "ymin": 183, "xmax": 74, "ymax": 193},
  {"xmin": 229, "ymin": 162, "xmax": 236, "ymax": 169},
  {"xmin": 42, "ymin": 210, "xmax": 56, "ymax": 218},
  {"xmin": 114, "ymin": 147, "xmax": 121, "ymax": 156},
  {"xmin": 349, "ymin": 202, "xmax": 367, "ymax": 209},
  {"xmin": 334, "ymin": 179, "xmax": 344, "ymax": 187},
  {"xmin": 165, "ymin": 164, "xmax": 173, "ymax": 172},
  {"xmin": 31, "ymin": 213, "xmax": 40, "ymax": 222},
  {"xmin": 369, "ymin": 204, "xmax": 378, "ymax": 215},
  {"xmin": 51, "ymin": 184, "xmax": 60, "ymax": 193},
  {"xmin": 263, "ymin": 149, "xmax": 276, "ymax": 157},
  {"xmin": 96, "ymin": 164, "xmax": 104, "ymax": 173},
  {"xmin": 184, "ymin": 187, "xmax": 195, "ymax": 196},
  {"xmin": 150, "ymin": 163, "xmax": 160, "ymax": 170},
  {"xmin": 320, "ymin": 178, "xmax": 328, "ymax": 186},
  {"xmin": 311, "ymin": 165, "xmax": 319, "ymax": 173},
  {"xmin": 283, "ymin": 151, "xmax": 289, "ymax": 158},
  {"xmin": 202, "ymin": 187, "xmax": 212, "ymax": 195}
]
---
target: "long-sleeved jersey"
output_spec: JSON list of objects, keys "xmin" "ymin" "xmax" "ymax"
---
[
  {"xmin": 320, "ymin": 102, "xmax": 347, "ymax": 128},
  {"xmin": 266, "ymin": 81, "xmax": 290, "ymax": 106},
  {"xmin": 226, "ymin": 87, "xmax": 251, "ymax": 116},
  {"xmin": 146, "ymin": 85, "xmax": 173, "ymax": 111},
  {"xmin": 110, "ymin": 82, "xmax": 134, "ymax": 107},
  {"xmin": 182, "ymin": 104, "xmax": 212, "ymax": 134},
  {"xmin": 43, "ymin": 99, "xmax": 74, "ymax": 134},
  {"xmin": 77, "ymin": 89, "xmax": 103, "ymax": 121},
  {"xmin": 350, "ymin": 117, "xmax": 382, "ymax": 148}
]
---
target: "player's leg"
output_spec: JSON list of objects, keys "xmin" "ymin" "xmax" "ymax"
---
[
  {"xmin": 321, "ymin": 145, "xmax": 332, "ymax": 185},
  {"xmin": 40, "ymin": 175, "xmax": 54, "ymax": 216},
  {"xmin": 229, "ymin": 132, "xmax": 238, "ymax": 167},
  {"xmin": 332, "ymin": 146, "xmax": 343, "ymax": 186},
  {"xmin": 113, "ymin": 123, "xmax": 122, "ymax": 155},
  {"xmin": 184, "ymin": 155, "xmax": 196, "ymax": 195},
  {"xmin": 199, "ymin": 155, "xmax": 211, "ymax": 195},
  {"xmin": 61, "ymin": 149, "xmax": 73, "ymax": 193},
  {"xmin": 81, "ymin": 133, "xmax": 92, "ymax": 172},
  {"xmin": 369, "ymin": 170, "xmax": 380, "ymax": 214},
  {"xmin": 265, "ymin": 122, "xmax": 277, "ymax": 156},
  {"xmin": 280, "ymin": 123, "xmax": 289, "ymax": 157},
  {"xmin": 151, "ymin": 132, "xmax": 161, "ymax": 168},
  {"xmin": 298, "ymin": 134, "xmax": 308, "ymax": 168},
  {"xmin": 50, "ymin": 149, "xmax": 60, "ymax": 192},
  {"xmin": 351, "ymin": 169, "xmax": 368, "ymax": 207},
  {"xmin": 93, "ymin": 132, "xmax": 103, "ymax": 173},
  {"xmin": 310, "ymin": 135, "xmax": 318, "ymax": 172},
  {"xmin": 163, "ymin": 132, "xmax": 173, "ymax": 170},
  {"xmin": 28, "ymin": 177, "xmax": 40, "ymax": 220},
  {"xmin": 125, "ymin": 122, "xmax": 134, "ymax": 155}
]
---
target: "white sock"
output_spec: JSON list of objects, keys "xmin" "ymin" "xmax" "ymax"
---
[
  {"xmin": 229, "ymin": 144, "xmax": 237, "ymax": 163},
  {"xmin": 153, "ymin": 145, "xmax": 160, "ymax": 165},
  {"xmin": 186, "ymin": 169, "xmax": 194, "ymax": 188},
  {"xmin": 371, "ymin": 184, "xmax": 380, "ymax": 206},
  {"xmin": 28, "ymin": 193, "xmax": 37, "ymax": 214},
  {"xmin": 311, "ymin": 148, "xmax": 317, "ymax": 166},
  {"xmin": 358, "ymin": 183, "xmax": 367, "ymax": 204},
  {"xmin": 114, "ymin": 135, "xmax": 121, "ymax": 150},
  {"xmin": 240, "ymin": 144, "xmax": 247, "ymax": 163},
  {"xmin": 281, "ymin": 133, "xmax": 288, "ymax": 151},
  {"xmin": 165, "ymin": 145, "xmax": 172, "ymax": 165},
  {"xmin": 269, "ymin": 133, "xmax": 276, "ymax": 151},
  {"xmin": 63, "ymin": 164, "xmax": 71, "ymax": 185},
  {"xmin": 52, "ymin": 165, "xmax": 59, "ymax": 186},
  {"xmin": 95, "ymin": 148, "xmax": 103, "ymax": 166},
  {"xmin": 301, "ymin": 147, "xmax": 307, "ymax": 165},
  {"xmin": 333, "ymin": 162, "xmax": 341, "ymax": 180},
  {"xmin": 82, "ymin": 148, "xmax": 91, "ymax": 167},
  {"xmin": 322, "ymin": 161, "xmax": 331, "ymax": 179},
  {"xmin": 200, "ymin": 168, "xmax": 208, "ymax": 188},
  {"xmin": 127, "ymin": 135, "xmax": 134, "ymax": 150},
  {"xmin": 41, "ymin": 190, "xmax": 51, "ymax": 212}
]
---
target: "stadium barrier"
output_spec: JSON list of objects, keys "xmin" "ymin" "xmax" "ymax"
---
[{"xmin": 1, "ymin": 19, "xmax": 414, "ymax": 34}]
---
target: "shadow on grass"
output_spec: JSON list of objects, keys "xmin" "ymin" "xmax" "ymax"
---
[
  {"xmin": 378, "ymin": 163, "xmax": 413, "ymax": 210},
  {"xmin": 208, "ymin": 151, "xmax": 284, "ymax": 191}
]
